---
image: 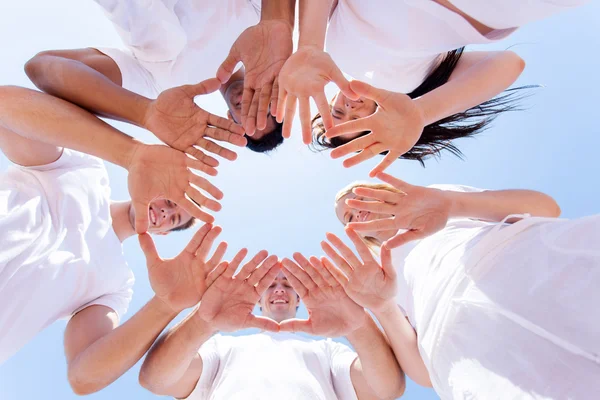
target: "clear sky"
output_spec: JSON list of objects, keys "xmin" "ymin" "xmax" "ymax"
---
[{"xmin": 1, "ymin": 1, "xmax": 599, "ymax": 399}]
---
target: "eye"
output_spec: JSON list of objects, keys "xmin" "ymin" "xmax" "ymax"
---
[
  {"xmin": 166, "ymin": 200, "xmax": 173, "ymax": 207},
  {"xmin": 348, "ymin": 215, "xmax": 353, "ymax": 223}
]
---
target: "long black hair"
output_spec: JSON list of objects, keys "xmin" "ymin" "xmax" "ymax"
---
[{"xmin": 312, "ymin": 47, "xmax": 534, "ymax": 165}]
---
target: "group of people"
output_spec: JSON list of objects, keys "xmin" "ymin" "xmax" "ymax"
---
[{"xmin": 1, "ymin": 0, "xmax": 599, "ymax": 399}]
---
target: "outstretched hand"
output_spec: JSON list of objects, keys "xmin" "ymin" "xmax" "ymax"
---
[
  {"xmin": 321, "ymin": 229, "xmax": 397, "ymax": 313},
  {"xmin": 279, "ymin": 253, "xmax": 366, "ymax": 337},
  {"xmin": 143, "ymin": 78, "xmax": 247, "ymax": 165},
  {"xmin": 127, "ymin": 144, "xmax": 223, "ymax": 233},
  {"xmin": 196, "ymin": 249, "xmax": 280, "ymax": 332},
  {"xmin": 276, "ymin": 46, "xmax": 358, "ymax": 144},
  {"xmin": 326, "ymin": 80, "xmax": 425, "ymax": 176},
  {"xmin": 139, "ymin": 224, "xmax": 228, "ymax": 312},
  {"xmin": 216, "ymin": 20, "xmax": 293, "ymax": 135},
  {"xmin": 346, "ymin": 172, "xmax": 451, "ymax": 248}
]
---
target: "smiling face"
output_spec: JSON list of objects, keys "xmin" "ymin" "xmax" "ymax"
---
[
  {"xmin": 330, "ymin": 91, "xmax": 378, "ymax": 141},
  {"xmin": 129, "ymin": 199, "xmax": 193, "ymax": 235},
  {"xmin": 335, "ymin": 192, "xmax": 397, "ymax": 244},
  {"xmin": 259, "ymin": 271, "xmax": 300, "ymax": 323}
]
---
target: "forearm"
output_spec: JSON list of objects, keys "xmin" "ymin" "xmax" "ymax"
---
[
  {"xmin": 68, "ymin": 297, "xmax": 177, "ymax": 395},
  {"xmin": 446, "ymin": 189, "xmax": 561, "ymax": 222},
  {"xmin": 414, "ymin": 51, "xmax": 525, "ymax": 126},
  {"xmin": 261, "ymin": 0, "xmax": 296, "ymax": 26},
  {"xmin": 347, "ymin": 313, "xmax": 405, "ymax": 399},
  {"xmin": 298, "ymin": 0, "xmax": 333, "ymax": 48},
  {"xmin": 139, "ymin": 307, "xmax": 216, "ymax": 395},
  {"xmin": 373, "ymin": 304, "xmax": 432, "ymax": 388},
  {"xmin": 26, "ymin": 53, "xmax": 150, "ymax": 127},
  {"xmin": 0, "ymin": 86, "xmax": 140, "ymax": 168}
]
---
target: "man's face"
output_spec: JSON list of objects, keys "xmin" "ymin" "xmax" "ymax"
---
[
  {"xmin": 224, "ymin": 79, "xmax": 278, "ymax": 140},
  {"xmin": 259, "ymin": 271, "xmax": 300, "ymax": 323},
  {"xmin": 129, "ymin": 198, "xmax": 193, "ymax": 235}
]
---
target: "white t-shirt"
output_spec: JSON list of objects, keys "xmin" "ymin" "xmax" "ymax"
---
[
  {"xmin": 93, "ymin": 0, "xmax": 261, "ymax": 97},
  {"xmin": 187, "ymin": 332, "xmax": 358, "ymax": 400},
  {"xmin": 0, "ymin": 150, "xmax": 134, "ymax": 365}
]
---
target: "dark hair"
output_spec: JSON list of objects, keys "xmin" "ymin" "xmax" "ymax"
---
[
  {"xmin": 170, "ymin": 216, "xmax": 197, "ymax": 232},
  {"xmin": 245, "ymin": 120, "xmax": 284, "ymax": 153},
  {"xmin": 312, "ymin": 47, "xmax": 534, "ymax": 165}
]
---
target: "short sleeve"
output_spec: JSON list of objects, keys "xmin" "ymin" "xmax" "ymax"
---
[
  {"xmin": 71, "ymin": 271, "xmax": 134, "ymax": 320},
  {"xmin": 15, "ymin": 149, "xmax": 104, "ymax": 173},
  {"xmin": 185, "ymin": 335, "xmax": 223, "ymax": 399},
  {"xmin": 427, "ymin": 184, "xmax": 487, "ymax": 193},
  {"xmin": 325, "ymin": 339, "xmax": 359, "ymax": 400},
  {"xmin": 95, "ymin": 47, "xmax": 161, "ymax": 99}
]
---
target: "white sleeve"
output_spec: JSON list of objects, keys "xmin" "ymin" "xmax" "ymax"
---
[
  {"xmin": 326, "ymin": 339, "xmax": 359, "ymax": 400},
  {"xmin": 427, "ymin": 184, "xmax": 487, "ymax": 193},
  {"xmin": 185, "ymin": 335, "xmax": 223, "ymax": 399},
  {"xmin": 71, "ymin": 271, "xmax": 134, "ymax": 320}
]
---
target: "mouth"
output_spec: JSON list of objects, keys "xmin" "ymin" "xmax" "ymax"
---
[
  {"xmin": 149, "ymin": 207, "xmax": 157, "ymax": 226},
  {"xmin": 359, "ymin": 211, "xmax": 370, "ymax": 222},
  {"xmin": 270, "ymin": 299, "xmax": 289, "ymax": 305}
]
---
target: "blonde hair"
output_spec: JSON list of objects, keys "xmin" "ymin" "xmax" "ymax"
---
[{"xmin": 335, "ymin": 181, "xmax": 404, "ymax": 253}]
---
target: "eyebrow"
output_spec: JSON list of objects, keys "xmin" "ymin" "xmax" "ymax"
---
[{"xmin": 177, "ymin": 214, "xmax": 181, "ymax": 227}]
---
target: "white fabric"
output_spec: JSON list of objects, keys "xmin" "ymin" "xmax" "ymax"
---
[
  {"xmin": 93, "ymin": 0, "xmax": 261, "ymax": 95},
  {"xmin": 188, "ymin": 332, "xmax": 358, "ymax": 400},
  {"xmin": 326, "ymin": 0, "xmax": 586, "ymax": 93},
  {"xmin": 0, "ymin": 150, "xmax": 134, "ymax": 365},
  {"xmin": 391, "ymin": 184, "xmax": 600, "ymax": 399}
]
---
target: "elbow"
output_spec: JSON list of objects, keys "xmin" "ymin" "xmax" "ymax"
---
[
  {"xmin": 503, "ymin": 51, "xmax": 526, "ymax": 79},
  {"xmin": 545, "ymin": 196, "xmax": 562, "ymax": 218},
  {"xmin": 138, "ymin": 366, "xmax": 167, "ymax": 395},
  {"xmin": 68, "ymin": 369, "xmax": 103, "ymax": 396},
  {"xmin": 24, "ymin": 51, "xmax": 60, "ymax": 89}
]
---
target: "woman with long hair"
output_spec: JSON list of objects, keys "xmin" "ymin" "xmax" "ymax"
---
[
  {"xmin": 319, "ymin": 172, "xmax": 600, "ymax": 399},
  {"xmin": 276, "ymin": 0, "xmax": 587, "ymax": 174}
]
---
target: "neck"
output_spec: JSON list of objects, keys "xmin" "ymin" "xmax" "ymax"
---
[{"xmin": 110, "ymin": 200, "xmax": 136, "ymax": 242}]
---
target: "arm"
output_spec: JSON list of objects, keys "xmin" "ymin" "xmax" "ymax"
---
[
  {"xmin": 297, "ymin": 0, "xmax": 333, "ymax": 49},
  {"xmin": 414, "ymin": 51, "xmax": 526, "ymax": 126},
  {"xmin": 64, "ymin": 298, "xmax": 177, "ymax": 395}
]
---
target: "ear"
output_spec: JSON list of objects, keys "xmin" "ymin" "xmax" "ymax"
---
[{"xmin": 226, "ymin": 110, "xmax": 234, "ymax": 121}]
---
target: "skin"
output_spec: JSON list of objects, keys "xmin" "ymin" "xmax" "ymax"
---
[
  {"xmin": 335, "ymin": 193, "xmax": 396, "ymax": 243},
  {"xmin": 330, "ymin": 92, "xmax": 378, "ymax": 141},
  {"xmin": 258, "ymin": 271, "xmax": 300, "ymax": 323}
]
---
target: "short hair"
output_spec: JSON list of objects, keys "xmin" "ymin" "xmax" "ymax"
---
[
  {"xmin": 245, "ymin": 120, "xmax": 284, "ymax": 153},
  {"xmin": 170, "ymin": 216, "xmax": 197, "ymax": 232}
]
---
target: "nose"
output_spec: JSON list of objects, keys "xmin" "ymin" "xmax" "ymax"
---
[
  {"xmin": 274, "ymin": 287, "xmax": 286, "ymax": 295},
  {"xmin": 160, "ymin": 207, "xmax": 175, "ymax": 220}
]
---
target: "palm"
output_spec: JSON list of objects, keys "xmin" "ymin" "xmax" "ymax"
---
[
  {"xmin": 279, "ymin": 47, "xmax": 339, "ymax": 97},
  {"xmin": 394, "ymin": 186, "xmax": 451, "ymax": 236},
  {"xmin": 374, "ymin": 93, "xmax": 424, "ymax": 156},
  {"xmin": 303, "ymin": 286, "xmax": 365, "ymax": 337},
  {"xmin": 343, "ymin": 262, "xmax": 397, "ymax": 312},
  {"xmin": 197, "ymin": 279, "xmax": 258, "ymax": 332}
]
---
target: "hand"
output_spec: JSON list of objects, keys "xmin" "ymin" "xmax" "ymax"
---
[
  {"xmin": 143, "ymin": 78, "xmax": 247, "ymax": 165},
  {"xmin": 139, "ymin": 224, "xmax": 227, "ymax": 312},
  {"xmin": 280, "ymin": 253, "xmax": 367, "ymax": 337},
  {"xmin": 326, "ymin": 80, "xmax": 425, "ymax": 176},
  {"xmin": 346, "ymin": 172, "xmax": 451, "ymax": 248},
  {"xmin": 276, "ymin": 46, "xmax": 358, "ymax": 144},
  {"xmin": 321, "ymin": 229, "xmax": 397, "ymax": 313},
  {"xmin": 196, "ymin": 249, "xmax": 280, "ymax": 332},
  {"xmin": 216, "ymin": 20, "xmax": 293, "ymax": 135},
  {"xmin": 127, "ymin": 144, "xmax": 223, "ymax": 233}
]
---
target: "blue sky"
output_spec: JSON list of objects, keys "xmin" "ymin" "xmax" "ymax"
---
[{"xmin": 1, "ymin": 1, "xmax": 599, "ymax": 399}]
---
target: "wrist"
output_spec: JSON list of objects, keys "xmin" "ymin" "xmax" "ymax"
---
[
  {"xmin": 191, "ymin": 308, "xmax": 218, "ymax": 336},
  {"xmin": 261, "ymin": 0, "xmax": 295, "ymax": 27},
  {"xmin": 345, "ymin": 311, "xmax": 373, "ymax": 342},
  {"xmin": 135, "ymin": 95, "xmax": 153, "ymax": 129},
  {"xmin": 150, "ymin": 296, "xmax": 180, "ymax": 319},
  {"xmin": 444, "ymin": 190, "xmax": 467, "ymax": 219},
  {"xmin": 122, "ymin": 141, "xmax": 146, "ymax": 171},
  {"xmin": 373, "ymin": 301, "xmax": 402, "ymax": 321}
]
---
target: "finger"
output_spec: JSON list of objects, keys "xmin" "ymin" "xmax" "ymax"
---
[
  {"xmin": 281, "ymin": 258, "xmax": 316, "ymax": 290},
  {"xmin": 326, "ymin": 117, "xmax": 373, "ymax": 139},
  {"xmin": 298, "ymin": 97, "xmax": 312, "ymax": 145},
  {"xmin": 329, "ymin": 65, "xmax": 358, "ymax": 101},
  {"xmin": 138, "ymin": 233, "xmax": 159, "ymax": 263},
  {"xmin": 375, "ymin": 172, "xmax": 412, "ymax": 192},
  {"xmin": 132, "ymin": 200, "xmax": 150, "ymax": 234},
  {"xmin": 342, "ymin": 143, "xmax": 387, "ymax": 169},
  {"xmin": 183, "ymin": 78, "xmax": 222, "ymax": 97},
  {"xmin": 192, "ymin": 225, "xmax": 221, "ymax": 258},
  {"xmin": 270, "ymin": 79, "xmax": 279, "ymax": 118},
  {"xmin": 276, "ymin": 84, "xmax": 286, "ymax": 123},
  {"xmin": 256, "ymin": 82, "xmax": 273, "ymax": 131},
  {"xmin": 330, "ymin": 134, "xmax": 375, "ymax": 159},
  {"xmin": 245, "ymin": 314, "xmax": 280, "ymax": 332},
  {"xmin": 369, "ymin": 151, "xmax": 400, "ymax": 177},
  {"xmin": 325, "ymin": 232, "xmax": 362, "ymax": 269},
  {"xmin": 235, "ymin": 250, "xmax": 269, "ymax": 280},
  {"xmin": 185, "ymin": 183, "xmax": 222, "ymax": 212},
  {"xmin": 206, "ymin": 241, "xmax": 228, "ymax": 271},
  {"xmin": 177, "ymin": 196, "xmax": 214, "ymax": 224},
  {"xmin": 346, "ymin": 199, "xmax": 396, "ymax": 214},
  {"xmin": 254, "ymin": 264, "xmax": 280, "ymax": 294},
  {"xmin": 320, "ymin": 240, "xmax": 354, "ymax": 277},
  {"xmin": 195, "ymin": 137, "xmax": 238, "ymax": 162},
  {"xmin": 383, "ymin": 230, "xmax": 426, "ymax": 249},
  {"xmin": 308, "ymin": 256, "xmax": 338, "ymax": 287},
  {"xmin": 293, "ymin": 253, "xmax": 327, "ymax": 287},
  {"xmin": 204, "ymin": 127, "xmax": 247, "ymax": 147},
  {"xmin": 184, "ymin": 146, "xmax": 219, "ymax": 168},
  {"xmin": 349, "ymin": 80, "xmax": 391, "ymax": 104},
  {"xmin": 184, "ymin": 155, "xmax": 218, "ymax": 176},
  {"xmin": 245, "ymin": 255, "xmax": 279, "ymax": 286},
  {"xmin": 240, "ymin": 86, "xmax": 254, "ymax": 134},
  {"xmin": 347, "ymin": 217, "xmax": 397, "ymax": 233},
  {"xmin": 279, "ymin": 318, "xmax": 311, "ymax": 333},
  {"xmin": 352, "ymin": 187, "xmax": 403, "ymax": 203},
  {"xmin": 314, "ymin": 92, "xmax": 333, "ymax": 131},
  {"xmin": 344, "ymin": 227, "xmax": 375, "ymax": 263},
  {"xmin": 206, "ymin": 113, "xmax": 246, "ymax": 136},
  {"xmin": 216, "ymin": 51, "xmax": 240, "ymax": 84},
  {"xmin": 223, "ymin": 248, "xmax": 249, "ymax": 278},
  {"xmin": 188, "ymin": 171, "xmax": 224, "ymax": 200},
  {"xmin": 206, "ymin": 260, "xmax": 229, "ymax": 287},
  {"xmin": 379, "ymin": 245, "xmax": 397, "ymax": 280},
  {"xmin": 282, "ymin": 95, "xmax": 297, "ymax": 139},
  {"xmin": 321, "ymin": 257, "xmax": 350, "ymax": 287},
  {"xmin": 245, "ymin": 89, "xmax": 260, "ymax": 135},
  {"xmin": 183, "ymin": 223, "xmax": 213, "ymax": 255}
]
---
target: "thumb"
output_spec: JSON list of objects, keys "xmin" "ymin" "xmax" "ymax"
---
[
  {"xmin": 329, "ymin": 66, "xmax": 359, "ymax": 101},
  {"xmin": 186, "ymin": 78, "xmax": 222, "ymax": 97},
  {"xmin": 246, "ymin": 315, "xmax": 280, "ymax": 332},
  {"xmin": 138, "ymin": 233, "xmax": 159, "ymax": 262},
  {"xmin": 216, "ymin": 49, "xmax": 241, "ymax": 84},
  {"xmin": 383, "ymin": 230, "xmax": 425, "ymax": 249},
  {"xmin": 132, "ymin": 200, "xmax": 150, "ymax": 234},
  {"xmin": 279, "ymin": 318, "xmax": 312, "ymax": 333},
  {"xmin": 349, "ymin": 80, "xmax": 391, "ymax": 104}
]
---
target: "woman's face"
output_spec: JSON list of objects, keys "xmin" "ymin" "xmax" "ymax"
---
[
  {"xmin": 334, "ymin": 192, "xmax": 397, "ymax": 242},
  {"xmin": 330, "ymin": 91, "xmax": 377, "ymax": 141}
]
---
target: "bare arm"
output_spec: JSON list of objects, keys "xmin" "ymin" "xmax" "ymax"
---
[
  {"xmin": 297, "ymin": 0, "xmax": 333, "ymax": 48},
  {"xmin": 64, "ymin": 298, "xmax": 177, "ymax": 395}
]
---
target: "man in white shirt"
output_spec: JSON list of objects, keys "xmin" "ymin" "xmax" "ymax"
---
[
  {"xmin": 0, "ymin": 84, "xmax": 245, "ymax": 394},
  {"xmin": 25, "ymin": 0, "xmax": 295, "ymax": 155},
  {"xmin": 139, "ymin": 252, "xmax": 405, "ymax": 399}
]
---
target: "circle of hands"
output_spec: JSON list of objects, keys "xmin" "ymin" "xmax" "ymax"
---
[{"xmin": 130, "ymin": 19, "xmax": 452, "ymax": 332}]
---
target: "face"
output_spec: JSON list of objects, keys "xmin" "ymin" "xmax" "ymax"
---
[
  {"xmin": 224, "ymin": 80, "xmax": 278, "ymax": 140},
  {"xmin": 335, "ymin": 192, "xmax": 396, "ymax": 243},
  {"xmin": 129, "ymin": 199, "xmax": 193, "ymax": 235},
  {"xmin": 259, "ymin": 271, "xmax": 300, "ymax": 323},
  {"xmin": 330, "ymin": 91, "xmax": 378, "ymax": 141}
]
